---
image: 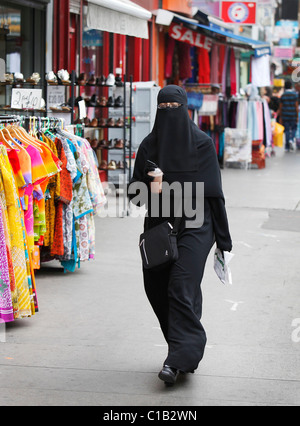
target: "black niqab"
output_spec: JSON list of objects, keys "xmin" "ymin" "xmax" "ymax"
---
[{"xmin": 146, "ymin": 85, "xmax": 224, "ymax": 198}]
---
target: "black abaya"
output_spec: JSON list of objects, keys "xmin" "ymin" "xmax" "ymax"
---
[{"xmin": 129, "ymin": 85, "xmax": 232, "ymax": 373}]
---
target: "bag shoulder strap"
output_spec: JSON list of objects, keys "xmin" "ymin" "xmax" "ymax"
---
[{"xmin": 171, "ymin": 216, "xmax": 182, "ymax": 235}]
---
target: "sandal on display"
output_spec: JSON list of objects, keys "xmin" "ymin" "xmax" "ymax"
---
[
  {"xmin": 57, "ymin": 69, "xmax": 71, "ymax": 85},
  {"xmin": 26, "ymin": 72, "xmax": 41, "ymax": 84},
  {"xmin": 107, "ymin": 160, "xmax": 117, "ymax": 170},
  {"xmin": 46, "ymin": 71, "xmax": 58, "ymax": 85}
]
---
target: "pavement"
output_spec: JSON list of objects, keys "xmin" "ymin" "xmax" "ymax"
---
[{"xmin": 0, "ymin": 147, "xmax": 300, "ymax": 407}]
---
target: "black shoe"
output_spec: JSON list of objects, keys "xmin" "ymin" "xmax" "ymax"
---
[
  {"xmin": 114, "ymin": 95, "xmax": 123, "ymax": 107},
  {"xmin": 158, "ymin": 365, "xmax": 179, "ymax": 385},
  {"xmin": 88, "ymin": 94, "xmax": 98, "ymax": 107},
  {"xmin": 107, "ymin": 96, "xmax": 114, "ymax": 107}
]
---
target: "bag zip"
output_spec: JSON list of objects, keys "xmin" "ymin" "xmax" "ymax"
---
[{"xmin": 139, "ymin": 239, "xmax": 149, "ymax": 265}]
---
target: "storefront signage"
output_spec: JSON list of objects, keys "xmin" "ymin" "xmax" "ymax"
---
[
  {"xmin": 273, "ymin": 46, "xmax": 295, "ymax": 60},
  {"xmin": 11, "ymin": 88, "xmax": 42, "ymax": 110},
  {"xmin": 221, "ymin": 1, "xmax": 257, "ymax": 25},
  {"xmin": 169, "ymin": 23, "xmax": 212, "ymax": 51}
]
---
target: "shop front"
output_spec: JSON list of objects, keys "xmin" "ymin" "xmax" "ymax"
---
[
  {"xmin": 0, "ymin": 0, "xmax": 49, "ymax": 106},
  {"xmin": 154, "ymin": 7, "xmax": 273, "ymax": 169}
]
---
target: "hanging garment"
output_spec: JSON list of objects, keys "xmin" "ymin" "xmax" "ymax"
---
[
  {"xmin": 210, "ymin": 44, "xmax": 219, "ymax": 85},
  {"xmin": 178, "ymin": 42, "xmax": 192, "ymax": 80},
  {"xmin": 230, "ymin": 48, "xmax": 237, "ymax": 96},
  {"xmin": 0, "ymin": 146, "xmax": 32, "ymax": 318},
  {"xmin": 222, "ymin": 47, "xmax": 229, "ymax": 97},
  {"xmin": 165, "ymin": 37, "xmax": 176, "ymax": 79},
  {"xmin": 0, "ymin": 200, "xmax": 14, "ymax": 323},
  {"xmin": 198, "ymin": 47, "xmax": 210, "ymax": 84},
  {"xmin": 251, "ymin": 55, "xmax": 271, "ymax": 88}
]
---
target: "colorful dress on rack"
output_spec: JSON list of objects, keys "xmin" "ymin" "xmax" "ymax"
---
[
  {"xmin": 0, "ymin": 198, "xmax": 14, "ymax": 323},
  {"xmin": 0, "ymin": 146, "xmax": 33, "ymax": 318}
]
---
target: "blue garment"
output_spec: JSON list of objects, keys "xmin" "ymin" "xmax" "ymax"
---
[{"xmin": 280, "ymin": 90, "xmax": 298, "ymax": 123}]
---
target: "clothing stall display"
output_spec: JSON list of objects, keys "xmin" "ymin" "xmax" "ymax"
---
[{"xmin": 0, "ymin": 115, "xmax": 106, "ymax": 323}]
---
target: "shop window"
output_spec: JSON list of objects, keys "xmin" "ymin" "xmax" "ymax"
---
[{"xmin": 0, "ymin": 1, "xmax": 45, "ymax": 104}]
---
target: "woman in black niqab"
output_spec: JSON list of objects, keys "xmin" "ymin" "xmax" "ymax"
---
[
  {"xmin": 146, "ymin": 84, "xmax": 224, "ymax": 198},
  {"xmin": 129, "ymin": 85, "xmax": 232, "ymax": 386}
]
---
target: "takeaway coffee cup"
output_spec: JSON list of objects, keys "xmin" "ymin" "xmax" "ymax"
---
[{"xmin": 148, "ymin": 168, "xmax": 163, "ymax": 194}]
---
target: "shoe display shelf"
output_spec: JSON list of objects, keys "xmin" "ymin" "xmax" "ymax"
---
[{"xmin": 71, "ymin": 74, "xmax": 133, "ymax": 191}]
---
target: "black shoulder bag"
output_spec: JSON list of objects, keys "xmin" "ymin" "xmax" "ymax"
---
[{"xmin": 139, "ymin": 217, "xmax": 182, "ymax": 270}]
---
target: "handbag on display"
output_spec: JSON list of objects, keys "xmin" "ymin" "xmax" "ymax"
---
[{"xmin": 139, "ymin": 217, "xmax": 182, "ymax": 270}]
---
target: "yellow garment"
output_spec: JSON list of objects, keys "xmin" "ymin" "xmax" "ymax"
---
[
  {"xmin": 0, "ymin": 146, "xmax": 32, "ymax": 318},
  {"xmin": 43, "ymin": 136, "xmax": 60, "ymax": 249}
]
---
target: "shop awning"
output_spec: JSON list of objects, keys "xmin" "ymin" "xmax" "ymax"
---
[
  {"xmin": 155, "ymin": 9, "xmax": 271, "ymax": 58},
  {"xmin": 191, "ymin": 21, "xmax": 271, "ymax": 58},
  {"xmin": 86, "ymin": 0, "xmax": 152, "ymax": 39}
]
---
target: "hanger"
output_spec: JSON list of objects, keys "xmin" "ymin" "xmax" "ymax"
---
[{"xmin": 0, "ymin": 124, "xmax": 15, "ymax": 149}]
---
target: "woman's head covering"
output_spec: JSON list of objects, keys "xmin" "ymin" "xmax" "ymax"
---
[
  {"xmin": 151, "ymin": 84, "xmax": 198, "ymax": 173},
  {"xmin": 145, "ymin": 84, "xmax": 224, "ymax": 198}
]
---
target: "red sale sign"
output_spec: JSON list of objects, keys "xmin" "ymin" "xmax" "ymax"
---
[
  {"xmin": 221, "ymin": 1, "xmax": 257, "ymax": 25},
  {"xmin": 169, "ymin": 23, "xmax": 212, "ymax": 51}
]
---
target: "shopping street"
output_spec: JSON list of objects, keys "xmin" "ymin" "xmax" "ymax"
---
[{"xmin": 0, "ymin": 147, "xmax": 299, "ymax": 407}]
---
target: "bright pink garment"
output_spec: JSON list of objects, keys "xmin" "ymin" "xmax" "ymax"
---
[
  {"xmin": 0, "ymin": 202, "xmax": 14, "ymax": 323},
  {"xmin": 230, "ymin": 48, "xmax": 237, "ymax": 96}
]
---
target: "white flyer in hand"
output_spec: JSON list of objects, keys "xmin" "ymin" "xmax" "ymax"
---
[{"xmin": 214, "ymin": 249, "xmax": 234, "ymax": 285}]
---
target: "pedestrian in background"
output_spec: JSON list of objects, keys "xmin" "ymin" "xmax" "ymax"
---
[
  {"xmin": 278, "ymin": 79, "xmax": 299, "ymax": 152},
  {"xmin": 129, "ymin": 85, "xmax": 232, "ymax": 386}
]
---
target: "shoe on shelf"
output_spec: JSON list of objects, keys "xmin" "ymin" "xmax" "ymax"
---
[
  {"xmin": 114, "ymin": 96, "xmax": 123, "ymax": 107},
  {"xmin": 83, "ymin": 117, "xmax": 90, "ymax": 126},
  {"xmin": 88, "ymin": 94, "xmax": 98, "ymax": 107},
  {"xmin": 107, "ymin": 96, "xmax": 114, "ymax": 107},
  {"xmin": 98, "ymin": 117, "xmax": 107, "ymax": 127},
  {"xmin": 158, "ymin": 365, "xmax": 179, "ymax": 386},
  {"xmin": 46, "ymin": 71, "xmax": 58, "ymax": 85},
  {"xmin": 106, "ymin": 73, "xmax": 115, "ymax": 86},
  {"xmin": 99, "ymin": 96, "xmax": 107, "ymax": 107},
  {"xmin": 107, "ymin": 160, "xmax": 117, "ymax": 170},
  {"xmin": 115, "ymin": 117, "xmax": 124, "ymax": 127},
  {"xmin": 115, "ymin": 76, "xmax": 123, "ymax": 87},
  {"xmin": 56, "ymin": 69, "xmax": 70, "ymax": 85},
  {"xmin": 100, "ymin": 160, "xmax": 108, "ymax": 170},
  {"xmin": 117, "ymin": 161, "xmax": 125, "ymax": 169},
  {"xmin": 4, "ymin": 73, "xmax": 14, "ymax": 84},
  {"xmin": 96, "ymin": 75, "xmax": 106, "ymax": 86},
  {"xmin": 77, "ymin": 73, "xmax": 86, "ymax": 86},
  {"xmin": 90, "ymin": 118, "xmax": 98, "ymax": 127},
  {"xmin": 114, "ymin": 138, "xmax": 124, "ymax": 149},
  {"xmin": 26, "ymin": 72, "xmax": 40, "ymax": 84},
  {"xmin": 107, "ymin": 117, "xmax": 115, "ymax": 127},
  {"xmin": 87, "ymin": 73, "xmax": 96, "ymax": 85},
  {"xmin": 14, "ymin": 72, "xmax": 24, "ymax": 83}
]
